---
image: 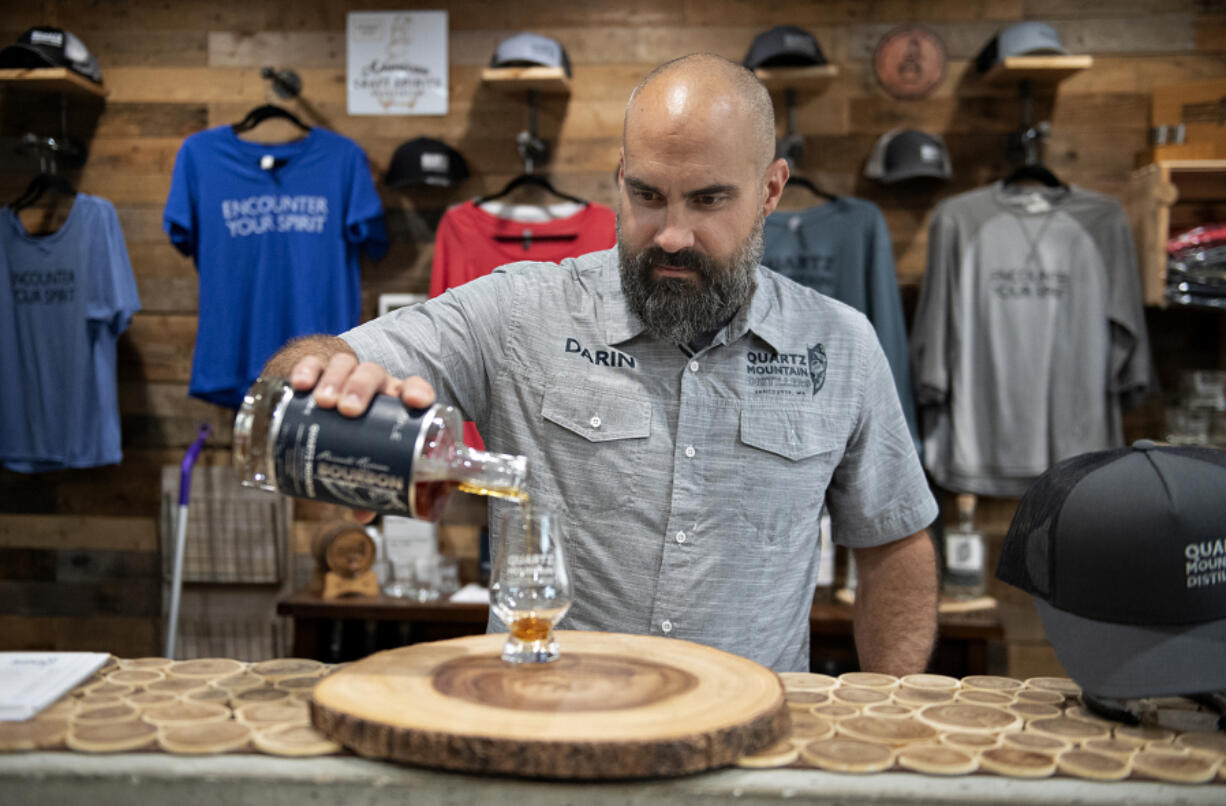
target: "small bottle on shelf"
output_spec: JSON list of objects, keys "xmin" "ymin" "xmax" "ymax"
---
[{"xmin": 943, "ymin": 493, "xmax": 987, "ymax": 600}]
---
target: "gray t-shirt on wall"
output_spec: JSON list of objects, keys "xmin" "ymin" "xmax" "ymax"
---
[
  {"xmin": 910, "ymin": 183, "xmax": 1152, "ymax": 497},
  {"xmin": 343, "ymin": 247, "xmax": 937, "ymax": 671}
]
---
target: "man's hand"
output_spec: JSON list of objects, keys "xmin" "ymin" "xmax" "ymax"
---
[{"xmin": 851, "ymin": 530, "xmax": 938, "ymax": 676}]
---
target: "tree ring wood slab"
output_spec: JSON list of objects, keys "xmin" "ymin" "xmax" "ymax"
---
[{"xmin": 310, "ymin": 631, "xmax": 789, "ymax": 779}]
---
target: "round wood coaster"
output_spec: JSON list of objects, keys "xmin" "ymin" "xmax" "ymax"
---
[
  {"xmin": 106, "ymin": 669, "xmax": 165, "ymax": 687},
  {"xmin": 148, "ymin": 678, "xmax": 208, "ymax": 696},
  {"xmin": 838, "ymin": 672, "xmax": 898, "ymax": 690},
  {"xmin": 1114, "ymin": 724, "xmax": 1177, "ymax": 747},
  {"xmin": 234, "ymin": 701, "xmax": 310, "ymax": 728},
  {"xmin": 894, "ymin": 686, "xmax": 955, "ymax": 707},
  {"xmin": 185, "ymin": 687, "xmax": 231, "ymax": 704},
  {"xmin": 896, "ymin": 743, "xmax": 978, "ymax": 776},
  {"xmin": 1002, "ymin": 731, "xmax": 1071, "ymax": 754},
  {"xmin": 231, "ymin": 687, "xmax": 290, "ymax": 706},
  {"xmin": 0, "ymin": 719, "xmax": 68, "ymax": 751},
  {"xmin": 939, "ymin": 731, "xmax": 1000, "ymax": 752},
  {"xmin": 863, "ymin": 703, "xmax": 914, "ymax": 720},
  {"xmin": 735, "ymin": 738, "xmax": 800, "ymax": 769},
  {"xmin": 159, "ymin": 721, "xmax": 252, "ymax": 755},
  {"xmin": 274, "ymin": 676, "xmax": 320, "ymax": 693},
  {"xmin": 1082, "ymin": 737, "xmax": 1140, "ymax": 760},
  {"xmin": 899, "ymin": 674, "xmax": 959, "ymax": 692},
  {"xmin": 811, "ymin": 704, "xmax": 859, "ymax": 722},
  {"xmin": 1014, "ymin": 689, "xmax": 1065, "ymax": 705},
  {"xmin": 119, "ymin": 657, "xmax": 173, "ymax": 670},
  {"xmin": 251, "ymin": 658, "xmax": 325, "ymax": 681},
  {"xmin": 168, "ymin": 658, "xmax": 245, "ymax": 679},
  {"xmin": 1027, "ymin": 716, "xmax": 1110, "ymax": 742},
  {"xmin": 67, "ymin": 720, "xmax": 159, "ymax": 753},
  {"xmin": 917, "ymin": 704, "xmax": 1022, "ymax": 735},
  {"xmin": 1009, "ymin": 703, "xmax": 1063, "ymax": 722},
  {"xmin": 213, "ymin": 672, "xmax": 266, "ymax": 693},
  {"xmin": 1174, "ymin": 731, "xmax": 1226, "ymax": 760},
  {"xmin": 310, "ymin": 631, "xmax": 789, "ymax": 779},
  {"xmin": 961, "ymin": 675, "xmax": 1022, "ymax": 692},
  {"xmin": 73, "ymin": 704, "xmax": 140, "ymax": 725},
  {"xmin": 837, "ymin": 715, "xmax": 938, "ymax": 747},
  {"xmin": 141, "ymin": 702, "xmax": 231, "ymax": 727},
  {"xmin": 35, "ymin": 699, "xmax": 77, "ymax": 720},
  {"xmin": 779, "ymin": 672, "xmax": 837, "ymax": 692},
  {"xmin": 1062, "ymin": 705, "xmax": 1117, "ymax": 727},
  {"xmin": 978, "ymin": 746, "xmax": 1057, "ymax": 778},
  {"xmin": 1131, "ymin": 749, "xmax": 1218, "ymax": 783},
  {"xmin": 124, "ymin": 691, "xmax": 179, "ymax": 709},
  {"xmin": 798, "ymin": 737, "xmax": 895, "ymax": 772},
  {"xmin": 82, "ymin": 682, "xmax": 133, "ymax": 698},
  {"xmin": 1057, "ymin": 748, "xmax": 1132, "ymax": 781},
  {"xmin": 1024, "ymin": 677, "xmax": 1080, "ymax": 697},
  {"xmin": 785, "ymin": 690, "xmax": 829, "ymax": 709},
  {"xmin": 77, "ymin": 694, "xmax": 125, "ymax": 708},
  {"xmin": 831, "ymin": 686, "xmax": 890, "ymax": 707},
  {"xmin": 956, "ymin": 689, "xmax": 1015, "ymax": 707},
  {"xmin": 253, "ymin": 723, "xmax": 342, "ymax": 757},
  {"xmin": 787, "ymin": 711, "xmax": 835, "ymax": 743}
]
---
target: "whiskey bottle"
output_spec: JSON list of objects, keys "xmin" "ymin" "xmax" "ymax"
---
[
  {"xmin": 234, "ymin": 377, "xmax": 528, "ymax": 521},
  {"xmin": 943, "ymin": 493, "xmax": 987, "ymax": 599}
]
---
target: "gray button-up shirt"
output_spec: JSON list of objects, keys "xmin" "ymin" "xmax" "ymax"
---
[{"xmin": 343, "ymin": 248, "xmax": 936, "ymax": 671}]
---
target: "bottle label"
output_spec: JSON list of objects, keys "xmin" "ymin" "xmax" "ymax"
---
[
  {"xmin": 271, "ymin": 391, "xmax": 423, "ymax": 513},
  {"xmin": 816, "ymin": 512, "xmax": 835, "ymax": 588},
  {"xmin": 945, "ymin": 533, "xmax": 985, "ymax": 583}
]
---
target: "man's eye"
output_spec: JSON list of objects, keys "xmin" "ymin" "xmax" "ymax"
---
[
  {"xmin": 697, "ymin": 195, "xmax": 723, "ymax": 207},
  {"xmin": 634, "ymin": 190, "xmax": 658, "ymax": 203}
]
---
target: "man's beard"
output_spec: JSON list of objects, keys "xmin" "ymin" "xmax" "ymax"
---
[{"xmin": 617, "ymin": 214, "xmax": 763, "ymax": 347}]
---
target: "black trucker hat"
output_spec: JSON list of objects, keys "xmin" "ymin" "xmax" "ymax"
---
[
  {"xmin": 864, "ymin": 129, "xmax": 951, "ymax": 183},
  {"xmin": 998, "ymin": 440, "xmax": 1226, "ymax": 698},
  {"xmin": 0, "ymin": 26, "xmax": 102, "ymax": 84},
  {"xmin": 490, "ymin": 32, "xmax": 571, "ymax": 78},
  {"xmin": 385, "ymin": 137, "xmax": 469, "ymax": 189},
  {"xmin": 744, "ymin": 25, "xmax": 826, "ymax": 69}
]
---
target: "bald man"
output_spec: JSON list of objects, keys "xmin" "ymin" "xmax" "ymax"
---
[{"xmin": 264, "ymin": 54, "xmax": 939, "ymax": 674}]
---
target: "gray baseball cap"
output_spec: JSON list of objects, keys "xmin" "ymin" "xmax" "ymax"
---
[
  {"xmin": 864, "ymin": 129, "xmax": 951, "ymax": 183},
  {"xmin": 998, "ymin": 441, "xmax": 1226, "ymax": 698},
  {"xmin": 975, "ymin": 21, "xmax": 1067, "ymax": 73},
  {"xmin": 490, "ymin": 32, "xmax": 571, "ymax": 78}
]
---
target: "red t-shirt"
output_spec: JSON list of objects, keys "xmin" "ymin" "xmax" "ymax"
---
[{"xmin": 429, "ymin": 200, "xmax": 617, "ymax": 448}]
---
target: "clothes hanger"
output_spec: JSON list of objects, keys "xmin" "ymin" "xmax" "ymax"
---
[
  {"xmin": 1002, "ymin": 161, "xmax": 1065, "ymax": 189},
  {"xmin": 475, "ymin": 173, "xmax": 587, "ymax": 207},
  {"xmin": 785, "ymin": 175, "xmax": 837, "ymax": 201},
  {"xmin": 9, "ymin": 172, "xmax": 76, "ymax": 212},
  {"xmin": 232, "ymin": 104, "xmax": 311, "ymax": 134}
]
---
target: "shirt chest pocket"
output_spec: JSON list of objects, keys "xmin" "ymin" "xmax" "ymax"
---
[
  {"xmin": 538, "ymin": 382, "xmax": 652, "ymax": 518},
  {"xmin": 735, "ymin": 408, "xmax": 845, "ymax": 539}
]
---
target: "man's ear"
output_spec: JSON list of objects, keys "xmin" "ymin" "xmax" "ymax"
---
[
  {"xmin": 762, "ymin": 157, "xmax": 789, "ymax": 218},
  {"xmin": 617, "ymin": 147, "xmax": 626, "ymax": 189}
]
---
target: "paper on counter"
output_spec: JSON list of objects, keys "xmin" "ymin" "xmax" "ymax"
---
[{"xmin": 0, "ymin": 652, "xmax": 109, "ymax": 721}]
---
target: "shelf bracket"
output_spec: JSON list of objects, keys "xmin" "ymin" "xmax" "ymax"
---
[{"xmin": 516, "ymin": 89, "xmax": 548, "ymax": 174}]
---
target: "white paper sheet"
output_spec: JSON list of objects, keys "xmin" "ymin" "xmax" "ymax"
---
[{"xmin": 0, "ymin": 652, "xmax": 109, "ymax": 721}]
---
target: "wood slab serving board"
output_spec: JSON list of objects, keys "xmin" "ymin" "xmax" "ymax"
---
[{"xmin": 310, "ymin": 630, "xmax": 790, "ymax": 779}]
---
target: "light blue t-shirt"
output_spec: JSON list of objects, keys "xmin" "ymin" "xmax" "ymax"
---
[
  {"xmin": 0, "ymin": 193, "xmax": 140, "ymax": 472},
  {"xmin": 163, "ymin": 126, "xmax": 388, "ymax": 409}
]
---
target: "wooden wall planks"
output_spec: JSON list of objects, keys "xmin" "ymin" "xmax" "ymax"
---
[{"xmin": 1, "ymin": 0, "xmax": 1223, "ymax": 670}]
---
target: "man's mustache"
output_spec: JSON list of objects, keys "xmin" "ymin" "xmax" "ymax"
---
[{"xmin": 634, "ymin": 246, "xmax": 714, "ymax": 278}]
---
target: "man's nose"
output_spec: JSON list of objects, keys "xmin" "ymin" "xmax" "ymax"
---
[{"xmin": 654, "ymin": 208, "xmax": 695, "ymax": 254}]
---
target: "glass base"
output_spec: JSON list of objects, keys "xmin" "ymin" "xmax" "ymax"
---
[{"xmin": 501, "ymin": 635, "xmax": 560, "ymax": 664}]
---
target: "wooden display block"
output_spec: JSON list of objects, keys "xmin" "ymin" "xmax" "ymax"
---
[
  {"xmin": 983, "ymin": 55, "xmax": 1093, "ymax": 86},
  {"xmin": 480, "ymin": 66, "xmax": 570, "ymax": 94},
  {"xmin": 0, "ymin": 67, "xmax": 107, "ymax": 98},
  {"xmin": 754, "ymin": 64, "xmax": 839, "ymax": 93}
]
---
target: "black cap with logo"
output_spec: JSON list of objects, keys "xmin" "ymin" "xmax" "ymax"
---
[
  {"xmin": 864, "ymin": 129, "xmax": 951, "ymax": 183},
  {"xmin": 743, "ymin": 25, "xmax": 826, "ymax": 69},
  {"xmin": 998, "ymin": 441, "xmax": 1226, "ymax": 698},
  {"xmin": 385, "ymin": 137, "xmax": 469, "ymax": 189},
  {"xmin": 0, "ymin": 27, "xmax": 102, "ymax": 84}
]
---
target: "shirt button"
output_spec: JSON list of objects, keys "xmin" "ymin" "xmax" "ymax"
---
[
  {"xmin": 684, "ymin": 445, "xmax": 695, "ymax": 458},
  {"xmin": 688, "ymin": 361, "xmax": 699, "ymax": 373},
  {"xmin": 589, "ymin": 415, "xmax": 601, "ymax": 428},
  {"xmin": 675, "ymin": 531, "xmax": 687, "ymax": 544},
  {"xmin": 661, "ymin": 620, "xmax": 673, "ymax": 633}
]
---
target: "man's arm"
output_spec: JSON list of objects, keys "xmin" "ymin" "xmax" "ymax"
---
[{"xmin": 851, "ymin": 529, "xmax": 938, "ymax": 676}]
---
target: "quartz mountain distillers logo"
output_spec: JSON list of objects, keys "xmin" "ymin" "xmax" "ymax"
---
[{"xmin": 746, "ymin": 344, "xmax": 828, "ymax": 396}]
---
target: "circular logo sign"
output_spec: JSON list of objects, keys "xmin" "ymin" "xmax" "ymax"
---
[{"xmin": 873, "ymin": 26, "xmax": 947, "ymax": 101}]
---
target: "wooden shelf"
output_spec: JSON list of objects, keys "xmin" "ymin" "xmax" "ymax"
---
[
  {"xmin": 1126, "ymin": 159, "xmax": 1226, "ymax": 307},
  {"xmin": 984, "ymin": 54, "xmax": 1093, "ymax": 86},
  {"xmin": 754, "ymin": 64, "xmax": 839, "ymax": 93},
  {"xmin": 0, "ymin": 67, "xmax": 107, "ymax": 98},
  {"xmin": 480, "ymin": 66, "xmax": 570, "ymax": 94}
]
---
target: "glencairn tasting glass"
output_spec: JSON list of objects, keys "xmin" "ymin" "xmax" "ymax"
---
[
  {"xmin": 233, "ymin": 377, "xmax": 528, "ymax": 520},
  {"xmin": 489, "ymin": 508, "xmax": 572, "ymax": 663}
]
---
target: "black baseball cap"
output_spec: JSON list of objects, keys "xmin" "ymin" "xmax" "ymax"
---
[
  {"xmin": 864, "ymin": 129, "xmax": 951, "ymax": 183},
  {"xmin": 489, "ymin": 32, "xmax": 571, "ymax": 78},
  {"xmin": 0, "ymin": 27, "xmax": 102, "ymax": 84},
  {"xmin": 385, "ymin": 137, "xmax": 469, "ymax": 189},
  {"xmin": 975, "ymin": 21, "xmax": 1067, "ymax": 74},
  {"xmin": 998, "ymin": 441, "xmax": 1226, "ymax": 698},
  {"xmin": 744, "ymin": 25, "xmax": 826, "ymax": 69}
]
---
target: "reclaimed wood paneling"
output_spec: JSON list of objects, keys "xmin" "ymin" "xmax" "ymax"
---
[{"xmin": 1, "ymin": 0, "xmax": 1223, "ymax": 675}]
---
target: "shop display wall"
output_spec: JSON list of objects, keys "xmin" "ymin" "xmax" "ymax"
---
[{"xmin": 0, "ymin": 0, "xmax": 1223, "ymax": 669}]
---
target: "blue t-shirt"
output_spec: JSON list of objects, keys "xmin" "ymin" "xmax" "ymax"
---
[
  {"xmin": 163, "ymin": 126, "xmax": 388, "ymax": 408},
  {"xmin": 0, "ymin": 194, "xmax": 140, "ymax": 472},
  {"xmin": 764, "ymin": 197, "xmax": 920, "ymax": 455}
]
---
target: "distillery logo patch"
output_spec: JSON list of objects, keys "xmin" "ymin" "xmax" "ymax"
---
[
  {"xmin": 746, "ymin": 343, "xmax": 828, "ymax": 396},
  {"xmin": 564, "ymin": 337, "xmax": 637, "ymax": 369}
]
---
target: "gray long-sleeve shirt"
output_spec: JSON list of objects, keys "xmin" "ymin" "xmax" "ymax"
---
[{"xmin": 343, "ymin": 247, "xmax": 936, "ymax": 671}]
